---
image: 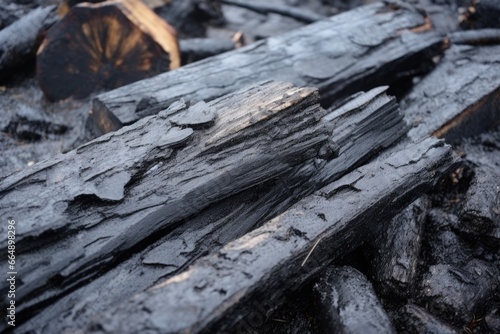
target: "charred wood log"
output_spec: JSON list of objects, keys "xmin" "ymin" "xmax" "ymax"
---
[
  {"xmin": 36, "ymin": 0, "xmax": 180, "ymax": 101},
  {"xmin": 312, "ymin": 266, "xmax": 396, "ymax": 334},
  {"xmin": 59, "ymin": 0, "xmax": 224, "ymax": 38},
  {"xmin": 153, "ymin": 0, "xmax": 224, "ymax": 38},
  {"xmin": 87, "ymin": 137, "xmax": 460, "ymax": 334},
  {"xmin": 460, "ymin": 165, "xmax": 500, "ymax": 237},
  {"xmin": 421, "ymin": 259, "xmax": 500, "ymax": 324},
  {"xmin": 368, "ymin": 197, "xmax": 430, "ymax": 299},
  {"xmin": 90, "ymin": 1, "xmax": 443, "ymax": 134},
  {"xmin": 402, "ymin": 44, "xmax": 500, "ymax": 144},
  {"xmin": 396, "ymin": 304, "xmax": 460, "ymax": 334},
  {"xmin": 0, "ymin": 6, "xmax": 57, "ymax": 82},
  {"xmin": 0, "ymin": 82, "xmax": 407, "ymax": 329},
  {"xmin": 459, "ymin": 135, "xmax": 500, "ymax": 241}
]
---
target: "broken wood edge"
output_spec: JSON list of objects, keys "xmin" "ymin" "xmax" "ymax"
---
[
  {"xmin": 432, "ymin": 85, "xmax": 500, "ymax": 144},
  {"xmin": 87, "ymin": 137, "xmax": 461, "ymax": 334},
  {"xmin": 8, "ymin": 85, "xmax": 409, "ymax": 332}
]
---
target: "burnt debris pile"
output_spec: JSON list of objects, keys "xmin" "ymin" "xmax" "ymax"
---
[{"xmin": 0, "ymin": 0, "xmax": 499, "ymax": 333}]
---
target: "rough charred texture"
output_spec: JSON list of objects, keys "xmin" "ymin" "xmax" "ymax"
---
[
  {"xmin": 459, "ymin": 133, "xmax": 500, "ymax": 241},
  {"xmin": 402, "ymin": 44, "xmax": 500, "ymax": 144},
  {"xmin": 0, "ymin": 6, "xmax": 57, "ymax": 82},
  {"xmin": 425, "ymin": 209, "xmax": 473, "ymax": 267},
  {"xmin": 460, "ymin": 166, "xmax": 500, "ymax": 236},
  {"xmin": 87, "ymin": 137, "xmax": 460, "ymax": 334},
  {"xmin": 396, "ymin": 304, "xmax": 460, "ymax": 334},
  {"xmin": 312, "ymin": 266, "xmax": 396, "ymax": 334},
  {"xmin": 421, "ymin": 259, "xmax": 500, "ymax": 324},
  {"xmin": 90, "ymin": 1, "xmax": 443, "ymax": 134},
  {"xmin": 1, "ymin": 83, "xmax": 407, "ymax": 331},
  {"xmin": 368, "ymin": 197, "xmax": 430, "ymax": 299},
  {"xmin": 37, "ymin": 0, "xmax": 180, "ymax": 101}
]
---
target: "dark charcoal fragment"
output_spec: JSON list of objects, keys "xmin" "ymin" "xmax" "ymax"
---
[
  {"xmin": 369, "ymin": 197, "xmax": 430, "ymax": 299},
  {"xmin": 460, "ymin": 165, "xmax": 500, "ymax": 236},
  {"xmin": 421, "ymin": 258, "xmax": 500, "ymax": 324},
  {"xmin": 396, "ymin": 304, "xmax": 460, "ymax": 334},
  {"xmin": 313, "ymin": 266, "xmax": 396, "ymax": 334},
  {"xmin": 426, "ymin": 209, "xmax": 472, "ymax": 266}
]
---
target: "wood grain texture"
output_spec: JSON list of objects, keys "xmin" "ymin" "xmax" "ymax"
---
[
  {"xmin": 90, "ymin": 1, "xmax": 443, "ymax": 134},
  {"xmin": 3, "ymin": 83, "xmax": 407, "ymax": 332},
  {"xmin": 37, "ymin": 0, "xmax": 179, "ymax": 101},
  {"xmin": 87, "ymin": 137, "xmax": 460, "ymax": 334}
]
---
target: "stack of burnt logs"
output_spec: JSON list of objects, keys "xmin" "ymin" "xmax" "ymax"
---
[{"xmin": 0, "ymin": 1, "xmax": 499, "ymax": 333}]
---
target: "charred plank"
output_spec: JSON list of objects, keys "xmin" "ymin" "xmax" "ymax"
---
[
  {"xmin": 91, "ymin": 1, "xmax": 443, "ymax": 134},
  {"xmin": 87, "ymin": 137, "xmax": 460, "ymax": 334},
  {"xmin": 9, "ymin": 84, "xmax": 408, "ymax": 332}
]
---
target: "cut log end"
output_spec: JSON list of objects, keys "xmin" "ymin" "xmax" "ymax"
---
[{"xmin": 37, "ymin": 0, "xmax": 180, "ymax": 102}]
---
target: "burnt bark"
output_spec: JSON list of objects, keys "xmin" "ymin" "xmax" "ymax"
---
[
  {"xmin": 87, "ymin": 137, "xmax": 460, "ymax": 334},
  {"xmin": 90, "ymin": 1, "xmax": 443, "ymax": 135},
  {"xmin": 1, "ymin": 82, "xmax": 407, "ymax": 331}
]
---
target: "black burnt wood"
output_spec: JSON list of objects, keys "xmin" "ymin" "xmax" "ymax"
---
[
  {"xmin": 90, "ymin": 1, "xmax": 443, "ymax": 135},
  {"xmin": 313, "ymin": 266, "xmax": 396, "ymax": 334},
  {"xmin": 0, "ymin": 6, "xmax": 57, "ymax": 81},
  {"xmin": 402, "ymin": 44, "xmax": 500, "ymax": 144},
  {"xmin": 87, "ymin": 137, "xmax": 460, "ymax": 334},
  {"xmin": 368, "ymin": 196, "xmax": 430, "ymax": 299},
  {"xmin": 0, "ymin": 82, "xmax": 406, "ymax": 331}
]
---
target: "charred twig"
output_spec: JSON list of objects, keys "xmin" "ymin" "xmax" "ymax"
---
[
  {"xmin": 449, "ymin": 29, "xmax": 500, "ymax": 45},
  {"xmin": 220, "ymin": 0, "xmax": 325, "ymax": 23}
]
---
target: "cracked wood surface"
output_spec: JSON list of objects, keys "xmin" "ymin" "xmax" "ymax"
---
[
  {"xmin": 88, "ymin": 137, "xmax": 460, "ymax": 334},
  {"xmin": 1, "ymin": 82, "xmax": 407, "ymax": 330},
  {"xmin": 402, "ymin": 44, "xmax": 500, "ymax": 144},
  {"xmin": 90, "ymin": 1, "xmax": 443, "ymax": 134},
  {"xmin": 9, "ymin": 84, "xmax": 407, "ymax": 332}
]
